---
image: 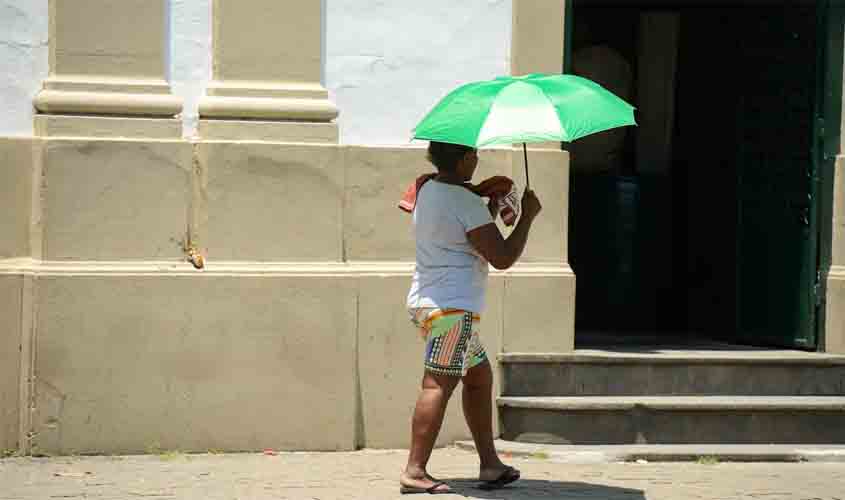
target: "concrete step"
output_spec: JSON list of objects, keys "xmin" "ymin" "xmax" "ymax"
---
[
  {"xmin": 454, "ymin": 439, "xmax": 845, "ymax": 463},
  {"xmin": 500, "ymin": 352, "xmax": 845, "ymax": 397},
  {"xmin": 498, "ymin": 396, "xmax": 845, "ymax": 445}
]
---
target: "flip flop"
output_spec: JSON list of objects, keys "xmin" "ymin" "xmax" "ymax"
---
[
  {"xmin": 478, "ymin": 466, "xmax": 520, "ymax": 490},
  {"xmin": 400, "ymin": 480, "xmax": 451, "ymax": 495}
]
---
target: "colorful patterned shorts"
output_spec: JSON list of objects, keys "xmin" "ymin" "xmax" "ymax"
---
[{"xmin": 409, "ymin": 308, "xmax": 488, "ymax": 377}]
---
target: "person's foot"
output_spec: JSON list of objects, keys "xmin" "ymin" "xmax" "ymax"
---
[
  {"xmin": 478, "ymin": 464, "xmax": 520, "ymax": 490},
  {"xmin": 400, "ymin": 470, "xmax": 451, "ymax": 494}
]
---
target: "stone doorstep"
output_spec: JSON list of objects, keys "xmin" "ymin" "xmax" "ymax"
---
[
  {"xmin": 497, "ymin": 396, "xmax": 845, "ymax": 411},
  {"xmin": 498, "ymin": 396, "xmax": 845, "ymax": 445},
  {"xmin": 455, "ymin": 440, "xmax": 845, "ymax": 464},
  {"xmin": 499, "ymin": 351, "xmax": 845, "ymax": 365}
]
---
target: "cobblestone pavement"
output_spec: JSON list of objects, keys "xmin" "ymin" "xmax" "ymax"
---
[{"xmin": 2, "ymin": 447, "xmax": 844, "ymax": 500}]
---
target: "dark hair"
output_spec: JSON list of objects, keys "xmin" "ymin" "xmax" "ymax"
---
[{"xmin": 426, "ymin": 141, "xmax": 473, "ymax": 173}]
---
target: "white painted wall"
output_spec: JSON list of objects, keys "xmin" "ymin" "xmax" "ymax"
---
[
  {"xmin": 0, "ymin": 0, "xmax": 48, "ymax": 137},
  {"xmin": 169, "ymin": 0, "xmax": 212, "ymax": 138},
  {"xmin": 0, "ymin": 0, "xmax": 511, "ymax": 144},
  {"xmin": 325, "ymin": 0, "xmax": 511, "ymax": 145}
]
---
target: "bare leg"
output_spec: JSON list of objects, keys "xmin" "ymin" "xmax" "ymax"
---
[
  {"xmin": 401, "ymin": 370, "xmax": 459, "ymax": 492},
  {"xmin": 462, "ymin": 360, "xmax": 516, "ymax": 481}
]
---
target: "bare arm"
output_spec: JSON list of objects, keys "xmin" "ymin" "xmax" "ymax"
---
[{"xmin": 467, "ymin": 189, "xmax": 542, "ymax": 270}]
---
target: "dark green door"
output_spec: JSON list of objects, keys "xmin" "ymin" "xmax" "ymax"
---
[
  {"xmin": 814, "ymin": 0, "xmax": 844, "ymax": 351},
  {"xmin": 734, "ymin": 3, "xmax": 834, "ymax": 349}
]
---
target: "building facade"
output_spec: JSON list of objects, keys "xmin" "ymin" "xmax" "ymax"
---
[
  {"xmin": 3, "ymin": 0, "xmax": 845, "ymax": 455},
  {"xmin": 0, "ymin": 0, "xmax": 571, "ymax": 455}
]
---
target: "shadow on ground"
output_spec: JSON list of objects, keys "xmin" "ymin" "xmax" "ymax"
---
[{"xmin": 444, "ymin": 478, "xmax": 645, "ymax": 499}]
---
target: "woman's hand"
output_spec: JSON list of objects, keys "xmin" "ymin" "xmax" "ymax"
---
[
  {"xmin": 487, "ymin": 196, "xmax": 498, "ymax": 217},
  {"xmin": 521, "ymin": 189, "xmax": 542, "ymax": 221}
]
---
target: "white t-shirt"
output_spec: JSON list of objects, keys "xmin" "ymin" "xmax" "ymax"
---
[{"xmin": 406, "ymin": 180, "xmax": 494, "ymax": 314}]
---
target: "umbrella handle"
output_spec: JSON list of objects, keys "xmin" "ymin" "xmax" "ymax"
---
[{"xmin": 523, "ymin": 143, "xmax": 530, "ymax": 190}]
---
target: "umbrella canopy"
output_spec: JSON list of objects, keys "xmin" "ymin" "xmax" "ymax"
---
[{"xmin": 412, "ymin": 73, "xmax": 636, "ymax": 148}]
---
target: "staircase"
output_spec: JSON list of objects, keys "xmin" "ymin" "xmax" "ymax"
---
[{"xmin": 498, "ymin": 348, "xmax": 845, "ymax": 444}]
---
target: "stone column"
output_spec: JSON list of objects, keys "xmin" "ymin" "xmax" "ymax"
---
[
  {"xmin": 33, "ymin": 0, "xmax": 182, "ymax": 139},
  {"xmin": 511, "ymin": 0, "xmax": 564, "ymax": 156},
  {"xmin": 822, "ymin": 14, "xmax": 845, "ymax": 355},
  {"xmin": 507, "ymin": 0, "xmax": 575, "ymax": 353},
  {"xmin": 511, "ymin": 0, "xmax": 566, "ymax": 77},
  {"xmin": 198, "ymin": 0, "xmax": 338, "ymax": 142},
  {"xmin": 826, "ymin": 156, "xmax": 845, "ymax": 354}
]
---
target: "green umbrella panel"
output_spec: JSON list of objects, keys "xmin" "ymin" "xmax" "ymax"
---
[{"xmin": 412, "ymin": 73, "xmax": 637, "ymax": 187}]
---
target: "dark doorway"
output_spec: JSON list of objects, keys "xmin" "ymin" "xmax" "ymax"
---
[{"xmin": 568, "ymin": 1, "xmax": 840, "ymax": 349}]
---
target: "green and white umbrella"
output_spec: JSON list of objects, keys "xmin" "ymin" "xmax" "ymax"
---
[{"xmin": 412, "ymin": 73, "xmax": 636, "ymax": 187}]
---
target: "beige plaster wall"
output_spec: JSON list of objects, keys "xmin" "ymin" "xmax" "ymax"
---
[
  {"xmin": 0, "ymin": 138, "xmax": 33, "ymax": 259},
  {"xmin": 0, "ymin": 275, "xmax": 22, "ymax": 453},
  {"xmin": 7, "ymin": 0, "xmax": 574, "ymax": 455},
  {"xmin": 356, "ymin": 274, "xmax": 503, "ymax": 448},
  {"xmin": 344, "ymin": 147, "xmax": 428, "ymax": 262},
  {"xmin": 502, "ymin": 269, "xmax": 576, "ymax": 353},
  {"xmin": 513, "ymin": 149, "xmax": 569, "ymax": 263},
  {"xmin": 21, "ymin": 265, "xmax": 515, "ymax": 454},
  {"xmin": 9, "ymin": 138, "xmax": 573, "ymax": 453},
  {"xmin": 343, "ymin": 146, "xmax": 514, "ymax": 262},
  {"xmin": 32, "ymin": 274, "xmax": 357, "ymax": 455},
  {"xmin": 32, "ymin": 140, "xmax": 571, "ymax": 268},
  {"xmin": 200, "ymin": 143, "xmax": 343, "ymax": 262},
  {"xmin": 42, "ymin": 140, "xmax": 191, "ymax": 260}
]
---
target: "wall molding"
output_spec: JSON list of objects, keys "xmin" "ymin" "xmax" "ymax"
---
[{"xmin": 0, "ymin": 258, "xmax": 574, "ymax": 278}]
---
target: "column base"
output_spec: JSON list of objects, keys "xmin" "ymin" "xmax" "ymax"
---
[
  {"xmin": 199, "ymin": 82, "xmax": 339, "ymax": 123},
  {"xmin": 35, "ymin": 115, "xmax": 182, "ymax": 140},
  {"xmin": 198, "ymin": 119, "xmax": 338, "ymax": 143},
  {"xmin": 34, "ymin": 78, "xmax": 182, "ymax": 117},
  {"xmin": 198, "ymin": 96, "xmax": 339, "ymax": 122},
  {"xmin": 825, "ymin": 266, "xmax": 845, "ymax": 354},
  {"xmin": 501, "ymin": 263, "xmax": 577, "ymax": 354}
]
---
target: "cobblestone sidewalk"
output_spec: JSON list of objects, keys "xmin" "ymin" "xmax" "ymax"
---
[{"xmin": 2, "ymin": 447, "xmax": 844, "ymax": 499}]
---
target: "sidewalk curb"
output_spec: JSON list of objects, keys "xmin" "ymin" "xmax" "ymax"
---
[{"xmin": 455, "ymin": 441, "xmax": 845, "ymax": 464}]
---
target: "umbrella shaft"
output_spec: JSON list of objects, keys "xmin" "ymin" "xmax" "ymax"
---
[{"xmin": 523, "ymin": 143, "xmax": 530, "ymax": 190}]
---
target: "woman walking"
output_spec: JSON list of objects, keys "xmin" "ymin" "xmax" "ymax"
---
[{"xmin": 399, "ymin": 141, "xmax": 542, "ymax": 494}]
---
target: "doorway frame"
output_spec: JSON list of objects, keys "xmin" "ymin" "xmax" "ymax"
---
[
  {"xmin": 564, "ymin": 0, "xmax": 843, "ymax": 350},
  {"xmin": 815, "ymin": 1, "xmax": 844, "ymax": 351}
]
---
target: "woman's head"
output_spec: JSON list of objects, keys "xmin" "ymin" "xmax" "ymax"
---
[{"xmin": 427, "ymin": 141, "xmax": 478, "ymax": 181}]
